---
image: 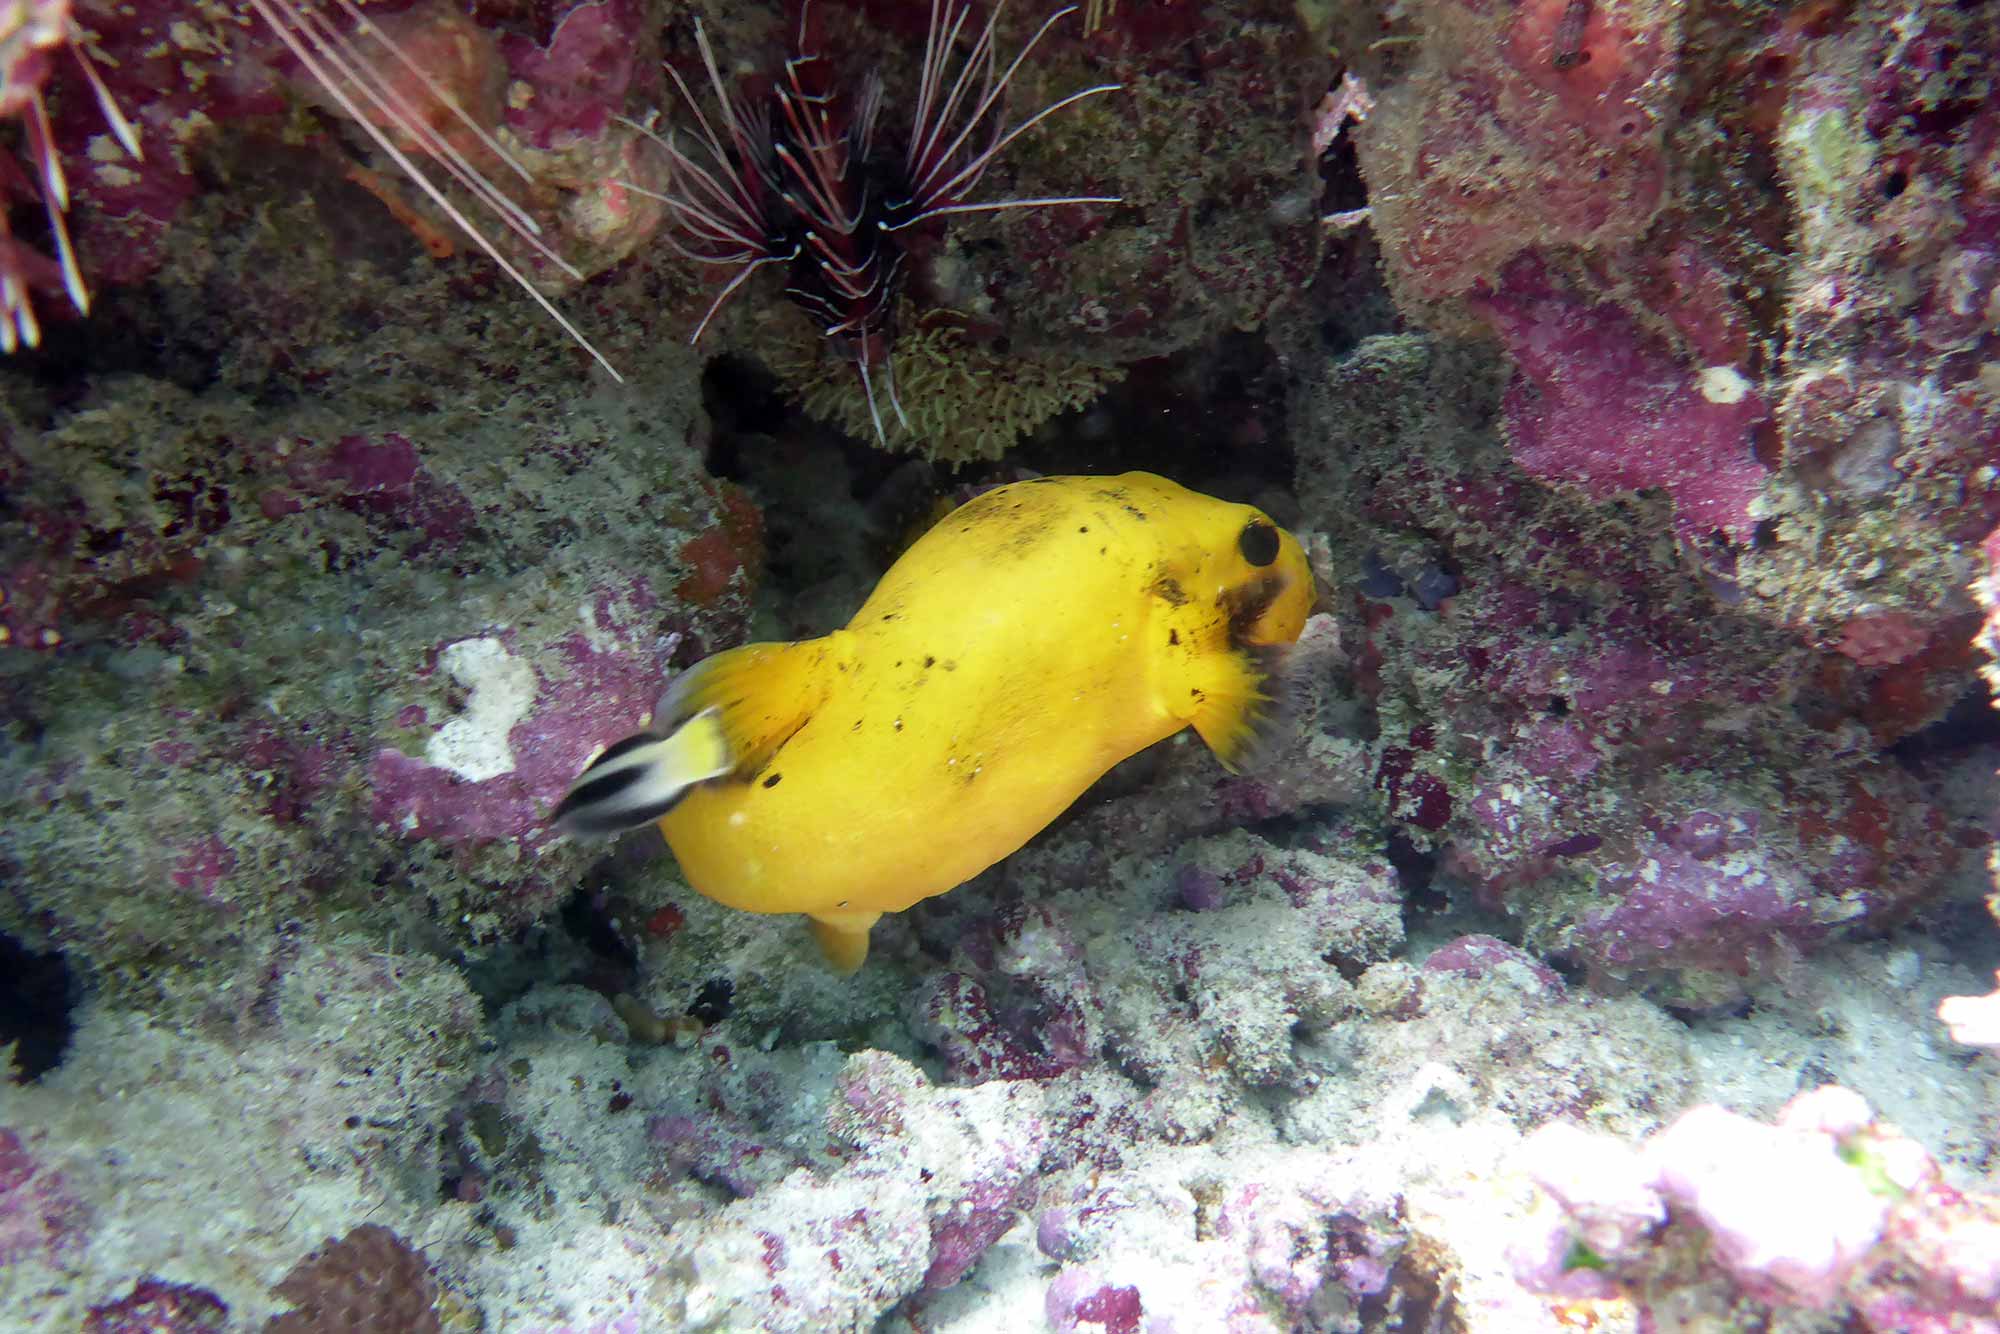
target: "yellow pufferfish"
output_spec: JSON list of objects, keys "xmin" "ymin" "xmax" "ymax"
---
[{"xmin": 555, "ymin": 471, "xmax": 1315, "ymax": 972}]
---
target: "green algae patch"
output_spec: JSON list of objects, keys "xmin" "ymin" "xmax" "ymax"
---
[{"xmin": 780, "ymin": 313, "xmax": 1126, "ymax": 463}]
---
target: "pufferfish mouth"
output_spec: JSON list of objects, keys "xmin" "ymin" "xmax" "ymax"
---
[{"xmin": 1223, "ymin": 571, "xmax": 1293, "ymax": 646}]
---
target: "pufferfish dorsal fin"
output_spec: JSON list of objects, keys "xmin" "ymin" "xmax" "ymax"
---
[{"xmin": 656, "ymin": 636, "xmax": 847, "ymax": 780}]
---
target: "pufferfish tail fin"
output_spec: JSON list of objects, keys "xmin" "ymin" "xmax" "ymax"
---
[
  {"xmin": 554, "ymin": 638, "xmax": 840, "ymax": 836},
  {"xmin": 1185, "ymin": 644, "xmax": 1311, "ymax": 774}
]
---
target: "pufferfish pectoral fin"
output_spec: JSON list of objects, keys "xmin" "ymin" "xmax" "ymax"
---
[
  {"xmin": 807, "ymin": 911, "xmax": 881, "ymax": 975},
  {"xmin": 1181, "ymin": 643, "xmax": 1306, "ymax": 774}
]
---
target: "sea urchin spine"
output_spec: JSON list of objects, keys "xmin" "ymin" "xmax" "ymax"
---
[{"xmin": 626, "ymin": 0, "xmax": 1119, "ymax": 443}]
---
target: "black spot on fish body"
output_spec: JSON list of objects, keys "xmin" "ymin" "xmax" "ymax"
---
[
  {"xmin": 760, "ymin": 772, "xmax": 782, "ymax": 788},
  {"xmin": 1078, "ymin": 525, "xmax": 1090, "ymax": 534},
  {"xmin": 1123, "ymin": 505, "xmax": 1149, "ymax": 521},
  {"xmin": 1168, "ymin": 629, "xmax": 1181, "ymax": 646},
  {"xmin": 1152, "ymin": 575, "xmax": 1189, "ymax": 607},
  {"xmin": 923, "ymin": 655, "xmax": 935, "ymax": 669}
]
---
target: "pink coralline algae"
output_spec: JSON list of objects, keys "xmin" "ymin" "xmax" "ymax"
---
[
  {"xmin": 498, "ymin": 0, "xmax": 648, "ymax": 150},
  {"xmin": 0, "ymin": 1126, "xmax": 87, "ymax": 1270},
  {"xmin": 306, "ymin": 434, "xmax": 478, "ymax": 554},
  {"xmin": 644, "ymin": 1051, "xmax": 1048, "ymax": 1328},
  {"xmin": 1517, "ymin": 773, "xmax": 1951, "ymax": 999},
  {"xmin": 369, "ymin": 606, "xmax": 678, "ymax": 851},
  {"xmin": 1215, "ymin": 1175, "xmax": 1401, "ymax": 1314},
  {"xmin": 918, "ymin": 1106, "xmax": 1045, "ymax": 1293},
  {"xmin": 1470, "ymin": 256, "xmax": 1771, "ymax": 545},
  {"xmin": 1035, "ymin": 1151, "xmax": 1410, "ymax": 1333},
  {"xmin": 1569, "ymin": 808, "xmax": 1821, "ymax": 978},
  {"xmin": 1352, "ymin": 0, "xmax": 1677, "ymax": 308},
  {"xmin": 82, "ymin": 1278, "xmax": 229, "ymax": 1333},
  {"xmin": 1517, "ymin": 1087, "xmax": 2000, "ymax": 1326},
  {"xmin": 28, "ymin": 0, "xmax": 285, "ymax": 302},
  {"xmin": 826, "ymin": 1055, "xmax": 1052, "ymax": 1295},
  {"xmin": 650, "ymin": 1111, "xmax": 797, "ymax": 1200},
  {"xmin": 1297, "ymin": 334, "xmax": 1974, "ymax": 1005},
  {"xmin": 1331, "ymin": 0, "xmax": 2000, "ymax": 669},
  {"xmin": 166, "ymin": 834, "xmax": 239, "ymax": 900},
  {"xmin": 1045, "ymin": 1269, "xmax": 1144, "ymax": 1334},
  {"xmin": 907, "ymin": 905, "xmax": 1104, "ymax": 1084},
  {"xmin": 1422, "ymin": 934, "xmax": 1563, "ymax": 996}
]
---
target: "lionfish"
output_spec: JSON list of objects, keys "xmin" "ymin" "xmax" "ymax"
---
[{"xmin": 627, "ymin": 0, "xmax": 1120, "ymax": 442}]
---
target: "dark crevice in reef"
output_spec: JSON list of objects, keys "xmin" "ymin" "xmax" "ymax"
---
[
  {"xmin": 1910, "ymin": 894, "xmax": 2000, "ymax": 969},
  {"xmin": 0, "ymin": 933, "xmax": 78, "ymax": 1082},
  {"xmin": 557, "ymin": 887, "xmax": 638, "ymax": 971},
  {"xmin": 1010, "ymin": 329, "xmax": 1301, "ymax": 502},
  {"xmin": 1383, "ymin": 833, "xmax": 1441, "ymax": 910},
  {"xmin": 1888, "ymin": 680, "xmax": 2000, "ymax": 763},
  {"xmin": 0, "ymin": 285, "xmax": 224, "ymax": 427},
  {"xmin": 701, "ymin": 354, "xmax": 798, "ymax": 449},
  {"xmin": 550, "ymin": 887, "xmax": 642, "ymax": 1006}
]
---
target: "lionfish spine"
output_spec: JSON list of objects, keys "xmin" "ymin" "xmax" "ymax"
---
[{"xmin": 244, "ymin": 0, "xmax": 623, "ymax": 381}]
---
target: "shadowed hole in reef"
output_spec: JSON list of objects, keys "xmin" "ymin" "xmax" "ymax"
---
[
  {"xmin": 701, "ymin": 353, "xmax": 798, "ymax": 452},
  {"xmin": 1385, "ymin": 832, "xmax": 1443, "ymax": 918},
  {"xmin": 0, "ymin": 933, "xmax": 77, "ymax": 1082},
  {"xmin": 1888, "ymin": 679, "xmax": 2000, "ymax": 763}
]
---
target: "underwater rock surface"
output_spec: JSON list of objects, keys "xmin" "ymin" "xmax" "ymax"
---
[{"xmin": 4, "ymin": 0, "xmax": 2000, "ymax": 1330}]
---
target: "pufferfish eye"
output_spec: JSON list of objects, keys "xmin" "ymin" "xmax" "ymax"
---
[{"xmin": 1238, "ymin": 520, "xmax": 1280, "ymax": 568}]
